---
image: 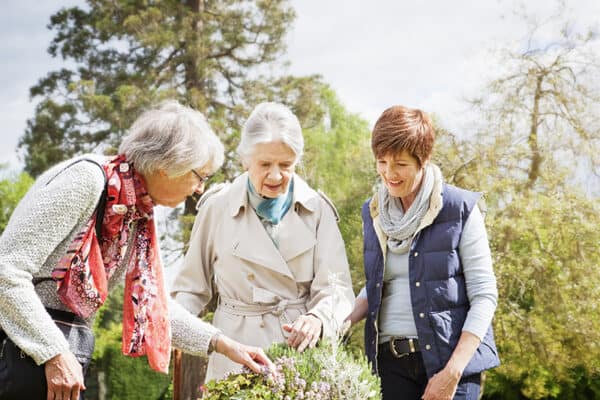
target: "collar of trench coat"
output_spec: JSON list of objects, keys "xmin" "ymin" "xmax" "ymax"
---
[{"xmin": 226, "ymin": 172, "xmax": 321, "ymax": 280}]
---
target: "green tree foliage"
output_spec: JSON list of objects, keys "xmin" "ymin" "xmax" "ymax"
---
[
  {"xmin": 90, "ymin": 287, "xmax": 172, "ymax": 399},
  {"xmin": 0, "ymin": 170, "xmax": 34, "ymax": 234},
  {"xmin": 19, "ymin": 0, "xmax": 325, "ymax": 179},
  {"xmin": 301, "ymin": 88, "xmax": 374, "ymax": 291},
  {"xmin": 432, "ymin": 13, "xmax": 600, "ymax": 398},
  {"xmin": 301, "ymin": 88, "xmax": 374, "ymax": 355},
  {"xmin": 485, "ymin": 191, "xmax": 600, "ymax": 399}
]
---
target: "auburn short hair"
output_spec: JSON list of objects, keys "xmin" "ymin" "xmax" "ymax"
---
[{"xmin": 371, "ymin": 105, "xmax": 435, "ymax": 166}]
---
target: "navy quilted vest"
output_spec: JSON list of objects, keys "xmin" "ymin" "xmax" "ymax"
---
[{"xmin": 362, "ymin": 184, "xmax": 500, "ymax": 378}]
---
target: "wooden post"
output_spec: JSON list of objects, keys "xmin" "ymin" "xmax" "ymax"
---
[
  {"xmin": 172, "ymin": 349, "xmax": 208, "ymax": 400},
  {"xmin": 173, "ymin": 349, "xmax": 182, "ymax": 400}
]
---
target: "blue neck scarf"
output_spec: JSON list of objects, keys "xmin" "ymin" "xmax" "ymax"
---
[{"xmin": 247, "ymin": 177, "xmax": 294, "ymax": 225}]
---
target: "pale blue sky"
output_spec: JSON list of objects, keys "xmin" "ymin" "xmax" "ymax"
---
[{"xmin": 2, "ymin": 0, "xmax": 598, "ymax": 171}]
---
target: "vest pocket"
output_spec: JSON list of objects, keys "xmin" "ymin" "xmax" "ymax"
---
[
  {"xmin": 427, "ymin": 308, "xmax": 468, "ymax": 364},
  {"xmin": 430, "ymin": 276, "xmax": 468, "ymax": 309}
]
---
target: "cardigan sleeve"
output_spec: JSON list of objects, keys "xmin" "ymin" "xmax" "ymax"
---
[
  {"xmin": 168, "ymin": 297, "xmax": 219, "ymax": 356},
  {"xmin": 169, "ymin": 192, "xmax": 221, "ymax": 354},
  {"xmin": 0, "ymin": 160, "xmax": 105, "ymax": 364}
]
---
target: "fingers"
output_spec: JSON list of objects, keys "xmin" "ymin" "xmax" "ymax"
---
[
  {"xmin": 218, "ymin": 336, "xmax": 276, "ymax": 376},
  {"xmin": 422, "ymin": 374, "xmax": 438, "ymax": 400},
  {"xmin": 45, "ymin": 352, "xmax": 85, "ymax": 400},
  {"xmin": 70, "ymin": 385, "xmax": 81, "ymax": 400},
  {"xmin": 285, "ymin": 319, "xmax": 307, "ymax": 348},
  {"xmin": 242, "ymin": 354, "xmax": 263, "ymax": 374},
  {"xmin": 250, "ymin": 347, "xmax": 276, "ymax": 372},
  {"xmin": 309, "ymin": 331, "xmax": 319, "ymax": 348},
  {"xmin": 421, "ymin": 371, "xmax": 456, "ymax": 400},
  {"xmin": 46, "ymin": 383, "xmax": 81, "ymax": 400},
  {"xmin": 296, "ymin": 334, "xmax": 312, "ymax": 353},
  {"xmin": 285, "ymin": 315, "xmax": 322, "ymax": 351}
]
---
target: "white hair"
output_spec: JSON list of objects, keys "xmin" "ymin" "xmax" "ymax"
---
[
  {"xmin": 118, "ymin": 100, "xmax": 224, "ymax": 177},
  {"xmin": 237, "ymin": 102, "xmax": 304, "ymax": 163}
]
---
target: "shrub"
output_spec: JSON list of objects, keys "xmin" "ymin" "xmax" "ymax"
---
[{"xmin": 202, "ymin": 340, "xmax": 381, "ymax": 400}]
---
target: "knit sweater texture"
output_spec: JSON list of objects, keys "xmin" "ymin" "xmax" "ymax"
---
[{"xmin": 0, "ymin": 155, "xmax": 218, "ymax": 365}]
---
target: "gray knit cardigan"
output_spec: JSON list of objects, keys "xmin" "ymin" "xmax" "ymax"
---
[{"xmin": 0, "ymin": 156, "xmax": 218, "ymax": 365}]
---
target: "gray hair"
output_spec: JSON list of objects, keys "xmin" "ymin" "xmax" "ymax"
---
[
  {"xmin": 119, "ymin": 100, "xmax": 224, "ymax": 177},
  {"xmin": 237, "ymin": 102, "xmax": 304, "ymax": 163}
]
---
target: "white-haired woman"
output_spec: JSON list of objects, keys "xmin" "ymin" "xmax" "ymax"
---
[
  {"xmin": 171, "ymin": 102, "xmax": 355, "ymax": 381},
  {"xmin": 0, "ymin": 101, "xmax": 273, "ymax": 400}
]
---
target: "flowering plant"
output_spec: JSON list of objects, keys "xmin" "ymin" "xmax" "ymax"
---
[{"xmin": 201, "ymin": 339, "xmax": 380, "ymax": 400}]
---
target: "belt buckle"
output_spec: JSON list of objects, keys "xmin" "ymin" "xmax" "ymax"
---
[{"xmin": 389, "ymin": 337, "xmax": 415, "ymax": 359}]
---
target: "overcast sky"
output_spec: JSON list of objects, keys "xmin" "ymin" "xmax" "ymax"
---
[{"xmin": 1, "ymin": 0, "xmax": 599, "ymax": 172}]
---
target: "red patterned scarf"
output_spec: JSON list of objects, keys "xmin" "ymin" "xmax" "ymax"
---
[{"xmin": 52, "ymin": 155, "xmax": 171, "ymax": 373}]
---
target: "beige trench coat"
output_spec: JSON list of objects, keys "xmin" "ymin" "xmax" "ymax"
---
[{"xmin": 171, "ymin": 173, "xmax": 354, "ymax": 381}]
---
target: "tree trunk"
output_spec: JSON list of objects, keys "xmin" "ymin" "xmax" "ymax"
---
[
  {"xmin": 175, "ymin": 5, "xmax": 211, "ymax": 393},
  {"xmin": 172, "ymin": 299, "xmax": 217, "ymax": 399},
  {"xmin": 173, "ymin": 349, "xmax": 209, "ymax": 400},
  {"xmin": 98, "ymin": 370, "xmax": 106, "ymax": 400},
  {"xmin": 526, "ymin": 73, "xmax": 544, "ymax": 190}
]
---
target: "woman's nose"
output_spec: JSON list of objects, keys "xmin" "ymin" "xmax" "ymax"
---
[
  {"xmin": 386, "ymin": 164, "xmax": 394, "ymax": 176},
  {"xmin": 194, "ymin": 181, "xmax": 206, "ymax": 195},
  {"xmin": 268, "ymin": 166, "xmax": 282, "ymax": 180}
]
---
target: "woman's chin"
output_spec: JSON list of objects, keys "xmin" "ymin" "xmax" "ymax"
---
[
  {"xmin": 261, "ymin": 186, "xmax": 283, "ymax": 197},
  {"xmin": 386, "ymin": 187, "xmax": 408, "ymax": 198}
]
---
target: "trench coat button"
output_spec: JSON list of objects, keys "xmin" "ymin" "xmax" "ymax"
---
[
  {"xmin": 371, "ymin": 311, "xmax": 376, "ymax": 316},
  {"xmin": 376, "ymin": 283, "xmax": 380, "ymax": 288},
  {"xmin": 419, "ymin": 312, "xmax": 425, "ymax": 318},
  {"xmin": 415, "ymin": 281, "xmax": 421, "ymax": 287},
  {"xmin": 425, "ymin": 344, "xmax": 431, "ymax": 350},
  {"xmin": 414, "ymin": 251, "xmax": 419, "ymax": 257},
  {"xmin": 247, "ymin": 273, "xmax": 255, "ymax": 281}
]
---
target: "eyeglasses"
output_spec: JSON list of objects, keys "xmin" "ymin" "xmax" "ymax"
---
[{"xmin": 191, "ymin": 169, "xmax": 211, "ymax": 184}]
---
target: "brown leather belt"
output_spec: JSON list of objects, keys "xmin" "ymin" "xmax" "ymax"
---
[{"xmin": 380, "ymin": 337, "xmax": 421, "ymax": 358}]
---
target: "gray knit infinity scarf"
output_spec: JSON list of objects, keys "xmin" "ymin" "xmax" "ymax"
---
[{"xmin": 377, "ymin": 164, "xmax": 436, "ymax": 254}]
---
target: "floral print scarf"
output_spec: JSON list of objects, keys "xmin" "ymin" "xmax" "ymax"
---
[{"xmin": 52, "ymin": 155, "xmax": 171, "ymax": 373}]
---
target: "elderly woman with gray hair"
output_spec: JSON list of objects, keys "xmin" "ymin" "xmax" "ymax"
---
[
  {"xmin": 171, "ymin": 102, "xmax": 355, "ymax": 381},
  {"xmin": 0, "ymin": 101, "xmax": 273, "ymax": 400}
]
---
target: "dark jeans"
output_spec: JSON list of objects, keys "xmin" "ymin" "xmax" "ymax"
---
[
  {"xmin": 377, "ymin": 345, "xmax": 481, "ymax": 400},
  {"xmin": 0, "ymin": 309, "xmax": 94, "ymax": 400}
]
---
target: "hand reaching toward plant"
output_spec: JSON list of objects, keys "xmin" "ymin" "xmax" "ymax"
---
[
  {"xmin": 214, "ymin": 334, "xmax": 276, "ymax": 375},
  {"xmin": 282, "ymin": 313, "xmax": 323, "ymax": 352}
]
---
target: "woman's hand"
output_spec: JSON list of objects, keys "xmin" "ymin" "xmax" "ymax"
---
[
  {"xmin": 345, "ymin": 296, "xmax": 368, "ymax": 327},
  {"xmin": 421, "ymin": 366, "xmax": 461, "ymax": 400},
  {"xmin": 282, "ymin": 313, "xmax": 322, "ymax": 352},
  {"xmin": 44, "ymin": 351, "xmax": 86, "ymax": 400},
  {"xmin": 214, "ymin": 334, "xmax": 276, "ymax": 375},
  {"xmin": 422, "ymin": 331, "xmax": 481, "ymax": 399}
]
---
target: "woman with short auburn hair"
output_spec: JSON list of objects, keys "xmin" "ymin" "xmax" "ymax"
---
[{"xmin": 346, "ymin": 105, "xmax": 500, "ymax": 399}]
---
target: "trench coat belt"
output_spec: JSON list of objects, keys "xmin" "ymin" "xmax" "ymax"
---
[{"xmin": 218, "ymin": 296, "xmax": 308, "ymax": 319}]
